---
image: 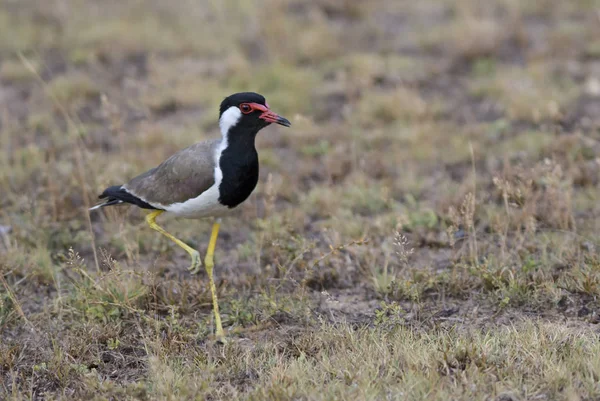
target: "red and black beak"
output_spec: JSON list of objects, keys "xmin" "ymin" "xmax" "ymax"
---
[
  {"xmin": 260, "ymin": 109, "xmax": 291, "ymax": 127},
  {"xmin": 251, "ymin": 103, "xmax": 291, "ymax": 127}
]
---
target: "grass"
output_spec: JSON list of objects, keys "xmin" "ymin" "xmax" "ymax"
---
[{"xmin": 2, "ymin": 0, "xmax": 600, "ymax": 400}]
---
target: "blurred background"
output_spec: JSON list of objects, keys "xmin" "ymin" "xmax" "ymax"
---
[{"xmin": 2, "ymin": 0, "xmax": 600, "ymax": 399}]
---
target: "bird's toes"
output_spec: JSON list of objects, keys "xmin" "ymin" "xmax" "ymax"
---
[{"xmin": 188, "ymin": 251, "xmax": 202, "ymax": 274}]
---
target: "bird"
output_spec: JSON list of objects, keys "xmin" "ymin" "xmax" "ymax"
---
[{"xmin": 90, "ymin": 92, "xmax": 291, "ymax": 339}]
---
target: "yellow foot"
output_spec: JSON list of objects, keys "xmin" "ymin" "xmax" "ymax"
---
[
  {"xmin": 215, "ymin": 329, "xmax": 227, "ymax": 344},
  {"xmin": 187, "ymin": 250, "xmax": 202, "ymax": 274}
]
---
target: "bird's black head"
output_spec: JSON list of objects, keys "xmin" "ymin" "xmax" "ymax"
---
[{"xmin": 219, "ymin": 92, "xmax": 291, "ymax": 136}]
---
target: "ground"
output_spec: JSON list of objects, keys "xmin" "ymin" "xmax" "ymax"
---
[{"xmin": 1, "ymin": 0, "xmax": 600, "ymax": 400}]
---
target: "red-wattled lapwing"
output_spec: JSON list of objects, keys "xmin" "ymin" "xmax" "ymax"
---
[{"xmin": 90, "ymin": 92, "xmax": 291, "ymax": 338}]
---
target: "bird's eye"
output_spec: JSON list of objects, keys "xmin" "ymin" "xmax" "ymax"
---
[{"xmin": 240, "ymin": 103, "xmax": 252, "ymax": 114}]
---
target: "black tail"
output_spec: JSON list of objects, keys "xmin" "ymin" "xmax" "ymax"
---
[{"xmin": 89, "ymin": 185, "xmax": 159, "ymax": 211}]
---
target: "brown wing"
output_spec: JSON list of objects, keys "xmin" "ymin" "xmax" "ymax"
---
[{"xmin": 123, "ymin": 139, "xmax": 220, "ymax": 206}]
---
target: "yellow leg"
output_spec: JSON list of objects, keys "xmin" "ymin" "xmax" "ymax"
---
[
  {"xmin": 145, "ymin": 210, "xmax": 201, "ymax": 273},
  {"xmin": 205, "ymin": 221, "xmax": 224, "ymax": 339}
]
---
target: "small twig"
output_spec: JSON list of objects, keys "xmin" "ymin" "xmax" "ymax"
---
[
  {"xmin": 0, "ymin": 272, "xmax": 33, "ymax": 328},
  {"xmin": 469, "ymin": 142, "xmax": 478, "ymax": 261},
  {"xmin": 309, "ymin": 237, "xmax": 369, "ymax": 270},
  {"xmin": 18, "ymin": 52, "xmax": 100, "ymax": 272},
  {"xmin": 88, "ymin": 300, "xmax": 144, "ymax": 315}
]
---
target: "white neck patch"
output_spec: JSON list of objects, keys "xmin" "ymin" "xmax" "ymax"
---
[{"xmin": 219, "ymin": 106, "xmax": 242, "ymax": 137}]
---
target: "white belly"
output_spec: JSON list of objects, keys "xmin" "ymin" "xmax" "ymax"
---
[{"xmin": 161, "ymin": 183, "xmax": 232, "ymax": 218}]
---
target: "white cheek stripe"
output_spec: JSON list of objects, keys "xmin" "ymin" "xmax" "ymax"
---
[{"xmin": 219, "ymin": 106, "xmax": 241, "ymax": 137}]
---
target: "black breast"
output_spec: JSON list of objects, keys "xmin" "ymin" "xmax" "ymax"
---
[{"xmin": 217, "ymin": 144, "xmax": 259, "ymax": 208}]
